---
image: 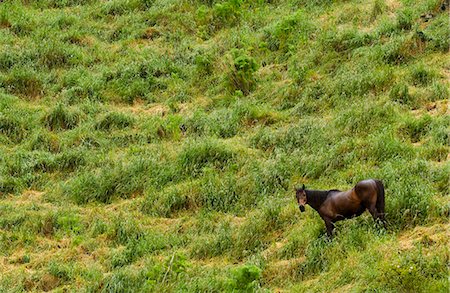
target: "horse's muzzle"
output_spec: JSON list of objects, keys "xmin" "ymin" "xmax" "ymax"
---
[{"xmin": 299, "ymin": 205, "xmax": 305, "ymax": 212}]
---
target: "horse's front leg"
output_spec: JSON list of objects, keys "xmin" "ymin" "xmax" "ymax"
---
[{"xmin": 323, "ymin": 218, "xmax": 335, "ymax": 238}]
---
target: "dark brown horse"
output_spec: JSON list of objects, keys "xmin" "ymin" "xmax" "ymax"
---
[{"xmin": 295, "ymin": 179, "xmax": 386, "ymax": 237}]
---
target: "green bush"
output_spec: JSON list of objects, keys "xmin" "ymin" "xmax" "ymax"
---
[
  {"xmin": 375, "ymin": 160, "xmax": 436, "ymax": 228},
  {"xmin": 178, "ymin": 139, "xmax": 235, "ymax": 176},
  {"xmin": 142, "ymin": 184, "xmax": 192, "ymax": 217},
  {"xmin": 65, "ymin": 159, "xmax": 148, "ymax": 204},
  {"xmin": 103, "ymin": 55, "xmax": 180, "ymax": 103},
  {"xmin": 428, "ymin": 116, "xmax": 449, "ymax": 145},
  {"xmin": 48, "ymin": 261, "xmax": 73, "ymax": 282},
  {"xmin": 37, "ymin": 40, "xmax": 82, "ymax": 69},
  {"xmin": 428, "ymin": 82, "xmax": 449, "ymax": 101},
  {"xmin": 264, "ymin": 11, "xmax": 315, "ymax": 52},
  {"xmin": 423, "ymin": 14, "xmax": 450, "ymax": 52},
  {"xmin": 366, "ymin": 130, "xmax": 415, "ymax": 162},
  {"xmin": 27, "ymin": 0, "xmax": 95, "ymax": 8},
  {"xmin": 409, "ymin": 64, "xmax": 436, "ymax": 86},
  {"xmin": 396, "ymin": 8, "xmax": 415, "ymax": 31},
  {"xmin": 228, "ymin": 264, "xmax": 262, "ymax": 291},
  {"xmin": 0, "ymin": 67, "xmax": 43, "ymax": 98},
  {"xmin": 199, "ymin": 171, "xmax": 239, "ymax": 212},
  {"xmin": 376, "ymin": 249, "xmax": 448, "ymax": 292},
  {"xmin": 389, "ymin": 82, "xmax": 414, "ymax": 105},
  {"xmin": 334, "ymin": 102, "xmax": 396, "ymax": 134},
  {"xmin": 399, "ymin": 114, "xmax": 432, "ymax": 143},
  {"xmin": 190, "ymin": 221, "xmax": 233, "ymax": 258},
  {"xmin": 44, "ymin": 104, "xmax": 81, "ymax": 131},
  {"xmin": 371, "ymin": 0, "xmax": 387, "ymax": 20},
  {"xmin": 332, "ymin": 63, "xmax": 392, "ymax": 97},
  {"xmin": 379, "ymin": 36, "xmax": 415, "ymax": 64},
  {"xmin": 97, "ymin": 0, "xmax": 153, "ymax": 17},
  {"xmin": 28, "ymin": 130, "xmax": 60, "ymax": 153},
  {"xmin": 95, "ymin": 112, "xmax": 134, "ymax": 131},
  {"xmin": 298, "ymin": 237, "xmax": 330, "ymax": 277},
  {"xmin": 321, "ymin": 29, "xmax": 373, "ymax": 52},
  {"xmin": 0, "ymin": 0, "xmax": 448, "ymax": 291},
  {"xmin": 227, "ymin": 49, "xmax": 258, "ymax": 95},
  {"xmin": 0, "ymin": 113, "xmax": 28, "ymax": 143},
  {"xmin": 213, "ymin": 0, "xmax": 243, "ymax": 30}
]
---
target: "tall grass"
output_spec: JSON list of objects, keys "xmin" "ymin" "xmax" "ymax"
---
[{"xmin": 0, "ymin": 0, "xmax": 449, "ymax": 291}]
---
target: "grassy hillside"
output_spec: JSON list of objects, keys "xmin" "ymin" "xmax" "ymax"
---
[{"xmin": 0, "ymin": 0, "xmax": 449, "ymax": 291}]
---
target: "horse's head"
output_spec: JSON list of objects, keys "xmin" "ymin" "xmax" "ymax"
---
[{"xmin": 295, "ymin": 184, "xmax": 307, "ymax": 212}]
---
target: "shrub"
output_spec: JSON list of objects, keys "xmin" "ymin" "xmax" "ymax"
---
[
  {"xmin": 428, "ymin": 116, "xmax": 450, "ymax": 145},
  {"xmin": 97, "ymin": 0, "xmax": 153, "ymax": 17},
  {"xmin": 410, "ymin": 64, "xmax": 436, "ymax": 86},
  {"xmin": 396, "ymin": 8, "xmax": 415, "ymax": 31},
  {"xmin": 142, "ymin": 184, "xmax": 192, "ymax": 217},
  {"xmin": 0, "ymin": 176, "xmax": 22, "ymax": 195},
  {"xmin": 251, "ymin": 119, "xmax": 327, "ymax": 153},
  {"xmin": 101, "ymin": 268, "xmax": 146, "ymax": 292},
  {"xmin": 65, "ymin": 159, "xmax": 148, "ymax": 204},
  {"xmin": 213, "ymin": 0, "xmax": 243, "ymax": 30},
  {"xmin": 208, "ymin": 108, "xmax": 241, "ymax": 138},
  {"xmin": 321, "ymin": 29, "xmax": 373, "ymax": 52},
  {"xmin": 59, "ymin": 68, "xmax": 104, "ymax": 103},
  {"xmin": 178, "ymin": 139, "xmax": 235, "ymax": 176},
  {"xmin": 54, "ymin": 149, "xmax": 86, "ymax": 172},
  {"xmin": 103, "ymin": 55, "xmax": 179, "ymax": 103},
  {"xmin": 44, "ymin": 104, "xmax": 81, "ymax": 131},
  {"xmin": 0, "ymin": 67, "xmax": 43, "ymax": 98},
  {"xmin": 297, "ymin": 237, "xmax": 330, "ymax": 277},
  {"xmin": 194, "ymin": 52, "xmax": 214, "ymax": 75},
  {"xmin": 0, "ymin": 114, "xmax": 27, "ymax": 143},
  {"xmin": 228, "ymin": 264, "xmax": 262, "ymax": 291},
  {"xmin": 379, "ymin": 36, "xmax": 417, "ymax": 64},
  {"xmin": 389, "ymin": 82, "xmax": 413, "ymax": 105},
  {"xmin": 107, "ymin": 216, "xmax": 144, "ymax": 245},
  {"xmin": 247, "ymin": 155, "xmax": 293, "ymax": 196},
  {"xmin": 48, "ymin": 261, "xmax": 72, "ymax": 282},
  {"xmin": 332, "ymin": 63, "xmax": 392, "ymax": 97},
  {"xmin": 279, "ymin": 221, "xmax": 323, "ymax": 259},
  {"xmin": 38, "ymin": 40, "xmax": 82, "ymax": 69},
  {"xmin": 226, "ymin": 49, "xmax": 258, "ymax": 95},
  {"xmin": 95, "ymin": 112, "xmax": 134, "ymax": 131},
  {"xmin": 420, "ymin": 143, "xmax": 448, "ymax": 162},
  {"xmin": 334, "ymin": 102, "xmax": 396, "ymax": 134},
  {"xmin": 199, "ymin": 171, "xmax": 239, "ymax": 212},
  {"xmin": 28, "ymin": 130, "xmax": 60, "ymax": 153},
  {"xmin": 428, "ymin": 82, "xmax": 449, "ymax": 101},
  {"xmin": 371, "ymin": 0, "xmax": 387, "ymax": 20},
  {"xmin": 55, "ymin": 212, "xmax": 84, "ymax": 235},
  {"xmin": 376, "ymin": 249, "xmax": 448, "ymax": 292},
  {"xmin": 263, "ymin": 11, "xmax": 315, "ymax": 52},
  {"xmin": 110, "ymin": 232, "xmax": 170, "ymax": 268},
  {"xmin": 423, "ymin": 14, "xmax": 450, "ymax": 52},
  {"xmin": 27, "ymin": 0, "xmax": 95, "ymax": 8},
  {"xmin": 190, "ymin": 221, "xmax": 233, "ymax": 258},
  {"xmin": 366, "ymin": 130, "xmax": 415, "ymax": 162},
  {"xmin": 399, "ymin": 114, "xmax": 432, "ymax": 143},
  {"xmin": 376, "ymin": 160, "xmax": 436, "ymax": 228}
]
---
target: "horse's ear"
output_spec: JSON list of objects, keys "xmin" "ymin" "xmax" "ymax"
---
[{"xmin": 302, "ymin": 184, "xmax": 306, "ymax": 190}]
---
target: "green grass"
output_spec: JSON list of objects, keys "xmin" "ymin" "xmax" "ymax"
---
[{"xmin": 0, "ymin": 0, "xmax": 449, "ymax": 292}]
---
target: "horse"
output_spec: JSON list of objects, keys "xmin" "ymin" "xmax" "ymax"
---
[{"xmin": 295, "ymin": 179, "xmax": 386, "ymax": 238}]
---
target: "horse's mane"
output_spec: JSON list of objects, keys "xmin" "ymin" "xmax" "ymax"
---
[{"xmin": 305, "ymin": 189, "xmax": 340, "ymax": 210}]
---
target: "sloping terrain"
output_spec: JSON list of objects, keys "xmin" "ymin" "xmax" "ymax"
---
[{"xmin": 0, "ymin": 0, "xmax": 449, "ymax": 291}]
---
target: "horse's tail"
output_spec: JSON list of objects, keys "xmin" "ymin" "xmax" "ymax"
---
[{"xmin": 374, "ymin": 179, "xmax": 385, "ymax": 218}]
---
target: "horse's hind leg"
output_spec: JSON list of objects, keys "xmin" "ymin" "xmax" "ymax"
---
[{"xmin": 368, "ymin": 204, "xmax": 386, "ymax": 229}]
